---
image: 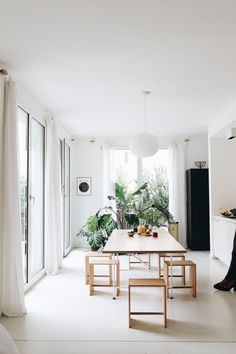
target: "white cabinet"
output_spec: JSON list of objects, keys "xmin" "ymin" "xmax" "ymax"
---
[{"xmin": 212, "ymin": 216, "xmax": 236, "ymax": 265}]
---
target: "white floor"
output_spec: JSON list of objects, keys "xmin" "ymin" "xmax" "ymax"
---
[{"xmin": 1, "ymin": 249, "xmax": 236, "ymax": 354}]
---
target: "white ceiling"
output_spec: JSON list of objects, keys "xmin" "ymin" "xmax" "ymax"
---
[{"xmin": 1, "ymin": 0, "xmax": 236, "ymax": 138}]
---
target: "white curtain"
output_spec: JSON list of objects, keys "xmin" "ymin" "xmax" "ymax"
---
[
  {"xmin": 101, "ymin": 143, "xmax": 115, "ymax": 208},
  {"xmin": 168, "ymin": 140, "xmax": 187, "ymax": 247},
  {"xmin": 45, "ymin": 119, "xmax": 63, "ymax": 274},
  {"xmin": 0, "ymin": 76, "xmax": 26, "ymax": 316}
]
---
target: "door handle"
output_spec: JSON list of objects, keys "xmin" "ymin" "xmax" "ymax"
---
[{"xmin": 30, "ymin": 194, "xmax": 35, "ymax": 204}]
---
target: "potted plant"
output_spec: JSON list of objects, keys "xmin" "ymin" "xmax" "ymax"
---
[{"xmin": 77, "ymin": 209, "xmax": 118, "ymax": 251}]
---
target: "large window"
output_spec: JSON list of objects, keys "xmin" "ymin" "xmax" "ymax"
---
[
  {"xmin": 113, "ymin": 149, "xmax": 170, "ymax": 226},
  {"xmin": 113, "ymin": 149, "xmax": 169, "ymax": 189},
  {"xmin": 113, "ymin": 149, "xmax": 139, "ymax": 194},
  {"xmin": 18, "ymin": 107, "xmax": 45, "ymax": 284},
  {"xmin": 142, "ymin": 150, "xmax": 169, "ymax": 183}
]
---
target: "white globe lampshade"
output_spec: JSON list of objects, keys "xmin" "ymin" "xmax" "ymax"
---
[{"xmin": 130, "ymin": 133, "xmax": 158, "ymax": 157}]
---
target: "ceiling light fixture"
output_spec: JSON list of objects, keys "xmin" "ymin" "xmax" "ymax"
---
[{"xmin": 130, "ymin": 91, "xmax": 158, "ymax": 158}]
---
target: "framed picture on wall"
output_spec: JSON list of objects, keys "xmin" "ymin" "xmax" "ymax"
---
[{"xmin": 77, "ymin": 177, "xmax": 92, "ymax": 196}]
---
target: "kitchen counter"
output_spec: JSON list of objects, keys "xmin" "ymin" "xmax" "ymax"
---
[
  {"xmin": 212, "ymin": 215, "xmax": 236, "ymax": 265},
  {"xmin": 213, "ymin": 215, "xmax": 236, "ymax": 224}
]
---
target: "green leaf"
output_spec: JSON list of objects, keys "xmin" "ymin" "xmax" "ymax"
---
[
  {"xmin": 87, "ymin": 215, "xmax": 98, "ymax": 233},
  {"xmin": 131, "ymin": 182, "xmax": 148, "ymax": 196},
  {"xmin": 87, "ymin": 231, "xmax": 104, "ymax": 250},
  {"xmin": 124, "ymin": 213, "xmax": 139, "ymax": 227},
  {"xmin": 98, "ymin": 214, "xmax": 112, "ymax": 229},
  {"xmin": 115, "ymin": 182, "xmax": 128, "ymax": 208}
]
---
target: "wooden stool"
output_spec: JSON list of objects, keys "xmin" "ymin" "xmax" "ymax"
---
[
  {"xmin": 158, "ymin": 253, "xmax": 186, "ymax": 284},
  {"xmin": 163, "ymin": 260, "xmax": 196, "ymax": 298},
  {"xmin": 85, "ymin": 252, "xmax": 112, "ymax": 285},
  {"xmin": 128, "ymin": 253, "xmax": 151, "ymax": 270},
  {"xmin": 89, "ymin": 258, "xmax": 120, "ymax": 296},
  {"xmin": 128, "ymin": 278, "xmax": 167, "ymax": 328}
]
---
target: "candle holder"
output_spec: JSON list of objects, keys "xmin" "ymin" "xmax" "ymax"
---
[{"xmin": 194, "ymin": 161, "xmax": 206, "ymax": 169}]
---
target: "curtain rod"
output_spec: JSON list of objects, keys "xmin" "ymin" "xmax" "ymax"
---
[{"xmin": 0, "ymin": 69, "xmax": 8, "ymax": 75}]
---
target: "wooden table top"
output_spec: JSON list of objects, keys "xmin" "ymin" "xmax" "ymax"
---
[{"xmin": 103, "ymin": 227, "xmax": 186, "ymax": 254}]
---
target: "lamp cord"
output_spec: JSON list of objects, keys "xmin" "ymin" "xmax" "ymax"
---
[
  {"xmin": 144, "ymin": 93, "xmax": 147, "ymax": 132},
  {"xmin": 143, "ymin": 90, "xmax": 150, "ymax": 133}
]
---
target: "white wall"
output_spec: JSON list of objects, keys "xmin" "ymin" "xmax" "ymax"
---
[
  {"xmin": 185, "ymin": 135, "xmax": 208, "ymax": 169},
  {"xmin": 71, "ymin": 138, "xmax": 104, "ymax": 247},
  {"xmin": 208, "ymin": 100, "xmax": 236, "ymax": 138},
  {"xmin": 210, "ymin": 137, "xmax": 236, "ymax": 215}
]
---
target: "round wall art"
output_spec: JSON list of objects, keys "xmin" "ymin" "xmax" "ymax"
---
[{"xmin": 77, "ymin": 177, "xmax": 92, "ymax": 196}]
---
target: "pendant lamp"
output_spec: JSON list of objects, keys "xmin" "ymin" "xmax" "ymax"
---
[{"xmin": 130, "ymin": 91, "xmax": 158, "ymax": 157}]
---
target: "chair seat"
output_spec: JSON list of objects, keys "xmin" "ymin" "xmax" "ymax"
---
[
  {"xmin": 128, "ymin": 278, "xmax": 165, "ymax": 287},
  {"xmin": 164, "ymin": 260, "xmax": 195, "ymax": 267},
  {"xmin": 89, "ymin": 259, "xmax": 119, "ymax": 266}
]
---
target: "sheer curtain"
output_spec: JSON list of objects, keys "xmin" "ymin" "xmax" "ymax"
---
[
  {"xmin": 45, "ymin": 119, "xmax": 63, "ymax": 274},
  {"xmin": 168, "ymin": 140, "xmax": 187, "ymax": 247},
  {"xmin": 102, "ymin": 143, "xmax": 115, "ymax": 208},
  {"xmin": 0, "ymin": 76, "xmax": 26, "ymax": 316}
]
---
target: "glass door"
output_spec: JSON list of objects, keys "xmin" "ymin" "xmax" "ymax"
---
[
  {"xmin": 18, "ymin": 108, "xmax": 29, "ymax": 284},
  {"xmin": 29, "ymin": 118, "xmax": 45, "ymax": 278},
  {"xmin": 61, "ymin": 139, "xmax": 71, "ymax": 256},
  {"xmin": 18, "ymin": 108, "xmax": 45, "ymax": 284}
]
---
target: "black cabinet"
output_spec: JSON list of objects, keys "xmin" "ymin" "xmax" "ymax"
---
[{"xmin": 186, "ymin": 169, "xmax": 210, "ymax": 250}]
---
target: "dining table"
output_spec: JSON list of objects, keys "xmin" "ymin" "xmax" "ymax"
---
[{"xmin": 102, "ymin": 227, "xmax": 187, "ymax": 299}]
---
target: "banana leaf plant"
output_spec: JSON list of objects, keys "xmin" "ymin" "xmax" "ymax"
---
[
  {"xmin": 109, "ymin": 182, "xmax": 174, "ymax": 228},
  {"xmin": 113, "ymin": 182, "xmax": 148, "ymax": 228}
]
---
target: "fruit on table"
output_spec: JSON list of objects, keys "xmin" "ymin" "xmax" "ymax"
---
[
  {"xmin": 221, "ymin": 209, "xmax": 231, "ymax": 217},
  {"xmin": 138, "ymin": 225, "xmax": 146, "ymax": 234}
]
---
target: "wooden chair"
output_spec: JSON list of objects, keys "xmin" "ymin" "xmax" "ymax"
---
[
  {"xmin": 163, "ymin": 260, "xmax": 196, "ymax": 298},
  {"xmin": 128, "ymin": 278, "xmax": 167, "ymax": 328},
  {"xmin": 85, "ymin": 252, "xmax": 112, "ymax": 285},
  {"xmin": 158, "ymin": 253, "xmax": 186, "ymax": 284},
  {"xmin": 89, "ymin": 258, "xmax": 120, "ymax": 296}
]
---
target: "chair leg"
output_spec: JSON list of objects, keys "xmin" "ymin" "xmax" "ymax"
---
[
  {"xmin": 89, "ymin": 264, "xmax": 94, "ymax": 296},
  {"xmin": 148, "ymin": 253, "xmax": 151, "ymax": 270},
  {"xmin": 190, "ymin": 265, "xmax": 196, "ymax": 297},
  {"xmin": 163, "ymin": 286, "xmax": 167, "ymax": 328},
  {"xmin": 109, "ymin": 263, "xmax": 112, "ymax": 285},
  {"xmin": 116, "ymin": 261, "xmax": 120, "ymax": 296},
  {"xmin": 163, "ymin": 262, "xmax": 169, "ymax": 298},
  {"xmin": 128, "ymin": 285, "xmax": 131, "ymax": 328},
  {"xmin": 158, "ymin": 255, "xmax": 161, "ymax": 277},
  {"xmin": 181, "ymin": 256, "xmax": 186, "ymax": 285},
  {"xmin": 85, "ymin": 256, "xmax": 89, "ymax": 285}
]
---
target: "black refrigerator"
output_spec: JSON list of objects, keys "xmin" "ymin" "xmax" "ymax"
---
[{"xmin": 186, "ymin": 168, "xmax": 210, "ymax": 250}]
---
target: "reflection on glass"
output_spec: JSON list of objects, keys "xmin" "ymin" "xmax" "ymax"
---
[
  {"xmin": 18, "ymin": 108, "xmax": 28, "ymax": 284},
  {"xmin": 30, "ymin": 118, "xmax": 45, "ymax": 277}
]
